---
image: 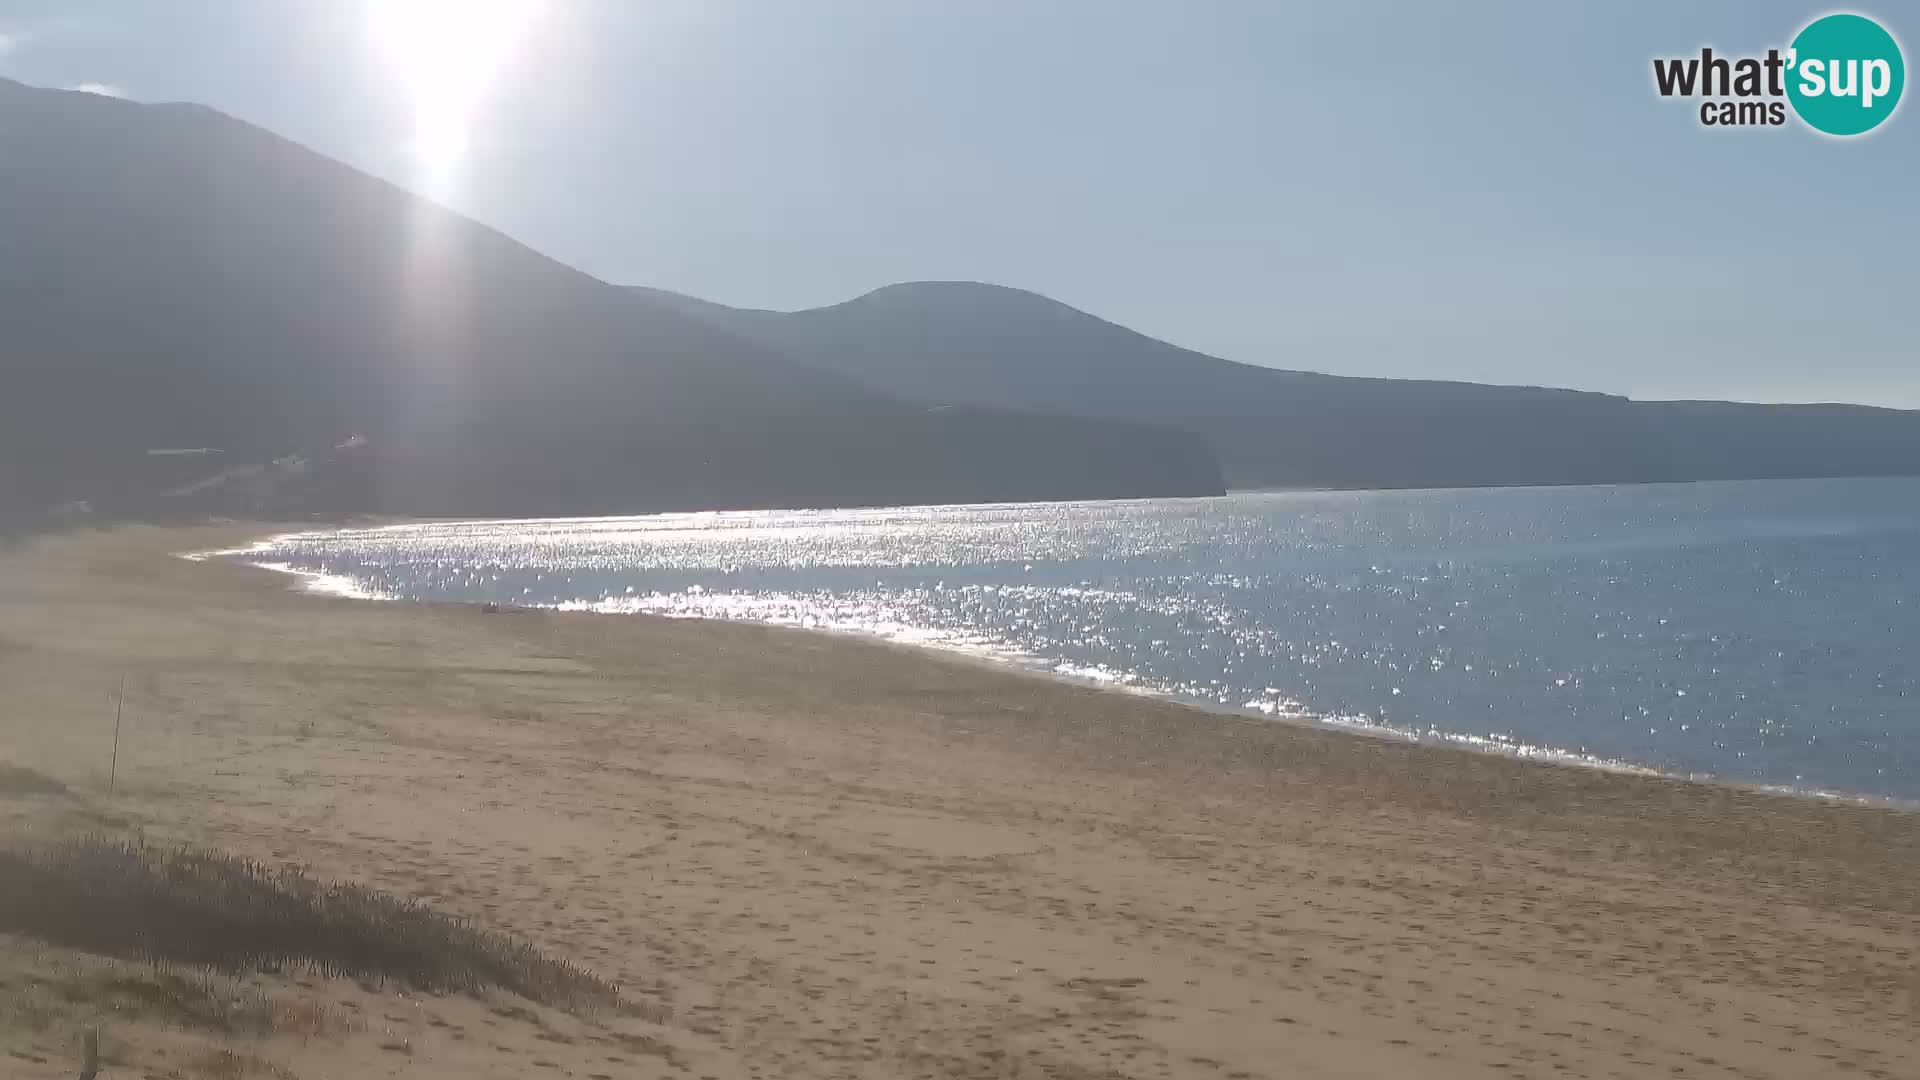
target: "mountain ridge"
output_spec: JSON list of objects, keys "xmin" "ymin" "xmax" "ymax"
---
[
  {"xmin": 631, "ymin": 280, "xmax": 1920, "ymax": 490},
  {"xmin": 0, "ymin": 79, "xmax": 1225, "ymax": 519}
]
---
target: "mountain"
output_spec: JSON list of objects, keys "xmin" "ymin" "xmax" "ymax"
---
[
  {"xmin": 634, "ymin": 281, "xmax": 1920, "ymax": 490},
  {"xmin": 0, "ymin": 80, "xmax": 1224, "ymax": 520}
]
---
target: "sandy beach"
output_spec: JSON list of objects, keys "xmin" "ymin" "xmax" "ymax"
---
[{"xmin": 3, "ymin": 523, "xmax": 1918, "ymax": 1079}]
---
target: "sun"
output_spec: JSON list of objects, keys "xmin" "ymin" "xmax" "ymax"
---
[{"xmin": 367, "ymin": 0, "xmax": 545, "ymax": 194}]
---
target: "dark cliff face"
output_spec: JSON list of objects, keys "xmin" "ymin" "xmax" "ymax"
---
[
  {"xmin": 635, "ymin": 281, "xmax": 1920, "ymax": 491},
  {"xmin": 0, "ymin": 79, "xmax": 1224, "ymax": 518}
]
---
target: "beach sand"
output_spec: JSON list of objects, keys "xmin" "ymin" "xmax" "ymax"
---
[{"xmin": 2, "ymin": 524, "xmax": 1917, "ymax": 1079}]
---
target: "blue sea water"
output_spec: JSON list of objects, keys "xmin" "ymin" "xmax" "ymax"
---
[{"xmin": 240, "ymin": 478, "xmax": 1920, "ymax": 800}]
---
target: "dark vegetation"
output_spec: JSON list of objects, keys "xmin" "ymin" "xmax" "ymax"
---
[
  {"xmin": 0, "ymin": 762, "xmax": 68, "ymax": 796},
  {"xmin": 0, "ymin": 838, "xmax": 622, "ymax": 1014},
  {"xmin": 0, "ymin": 77, "xmax": 1223, "ymax": 522},
  {"xmin": 638, "ymin": 280, "xmax": 1920, "ymax": 491}
]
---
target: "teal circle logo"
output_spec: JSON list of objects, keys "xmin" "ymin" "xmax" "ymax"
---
[{"xmin": 1787, "ymin": 13, "xmax": 1905, "ymax": 136}]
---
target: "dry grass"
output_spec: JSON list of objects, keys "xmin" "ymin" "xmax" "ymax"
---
[
  {"xmin": 0, "ymin": 838, "xmax": 622, "ymax": 1014},
  {"xmin": 74, "ymin": 968, "xmax": 271, "ymax": 1034},
  {"xmin": 177, "ymin": 1045, "xmax": 300, "ymax": 1080},
  {"xmin": 0, "ymin": 955, "xmax": 318, "ymax": 1034},
  {"xmin": 264, "ymin": 994, "xmax": 359, "ymax": 1040},
  {"xmin": 0, "ymin": 935, "xmax": 364, "ymax": 1080}
]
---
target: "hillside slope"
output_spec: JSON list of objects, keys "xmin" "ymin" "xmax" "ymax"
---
[
  {"xmin": 634, "ymin": 281, "xmax": 1920, "ymax": 490},
  {"xmin": 0, "ymin": 80, "xmax": 1223, "ymax": 519}
]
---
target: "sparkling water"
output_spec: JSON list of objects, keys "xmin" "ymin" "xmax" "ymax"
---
[{"xmin": 239, "ymin": 478, "xmax": 1920, "ymax": 800}]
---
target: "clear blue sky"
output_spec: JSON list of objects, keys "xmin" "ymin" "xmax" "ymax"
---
[{"xmin": 2, "ymin": 1, "xmax": 1914, "ymax": 405}]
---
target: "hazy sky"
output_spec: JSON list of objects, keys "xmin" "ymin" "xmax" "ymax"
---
[{"xmin": 2, "ymin": 1, "xmax": 1914, "ymax": 405}]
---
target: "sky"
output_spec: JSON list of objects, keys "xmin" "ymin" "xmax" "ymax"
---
[{"xmin": 1, "ymin": 1, "xmax": 1915, "ymax": 406}]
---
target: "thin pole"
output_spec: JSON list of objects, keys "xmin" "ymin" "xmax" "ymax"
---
[{"xmin": 109, "ymin": 674, "xmax": 124, "ymax": 795}]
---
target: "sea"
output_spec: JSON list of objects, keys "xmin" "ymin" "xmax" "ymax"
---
[{"xmin": 235, "ymin": 477, "xmax": 1920, "ymax": 802}]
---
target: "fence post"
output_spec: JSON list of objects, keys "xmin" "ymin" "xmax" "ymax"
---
[
  {"xmin": 109, "ymin": 675, "xmax": 124, "ymax": 795},
  {"xmin": 79, "ymin": 1026, "xmax": 99, "ymax": 1080}
]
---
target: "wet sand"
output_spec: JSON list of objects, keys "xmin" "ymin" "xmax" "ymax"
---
[{"xmin": 3, "ymin": 524, "xmax": 1918, "ymax": 1078}]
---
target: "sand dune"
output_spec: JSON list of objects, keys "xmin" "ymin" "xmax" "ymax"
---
[{"xmin": 2, "ymin": 525, "xmax": 1917, "ymax": 1078}]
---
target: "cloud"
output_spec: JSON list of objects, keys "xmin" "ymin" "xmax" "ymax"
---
[
  {"xmin": 0, "ymin": 31, "xmax": 19, "ymax": 58},
  {"xmin": 68, "ymin": 81, "xmax": 124, "ymax": 98}
]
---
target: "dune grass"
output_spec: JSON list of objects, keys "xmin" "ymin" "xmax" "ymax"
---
[
  {"xmin": 0, "ymin": 838, "xmax": 621, "ymax": 1014},
  {"xmin": 2, "ymin": 957, "xmax": 291, "ymax": 1039}
]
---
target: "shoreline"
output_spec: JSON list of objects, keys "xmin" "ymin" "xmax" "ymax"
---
[
  {"xmin": 8, "ymin": 523, "xmax": 1920, "ymax": 1078},
  {"xmin": 215, "ymin": 524, "xmax": 1914, "ymax": 813}
]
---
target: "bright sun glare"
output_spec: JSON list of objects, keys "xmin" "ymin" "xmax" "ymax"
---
[{"xmin": 368, "ymin": 0, "xmax": 545, "ymax": 194}]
